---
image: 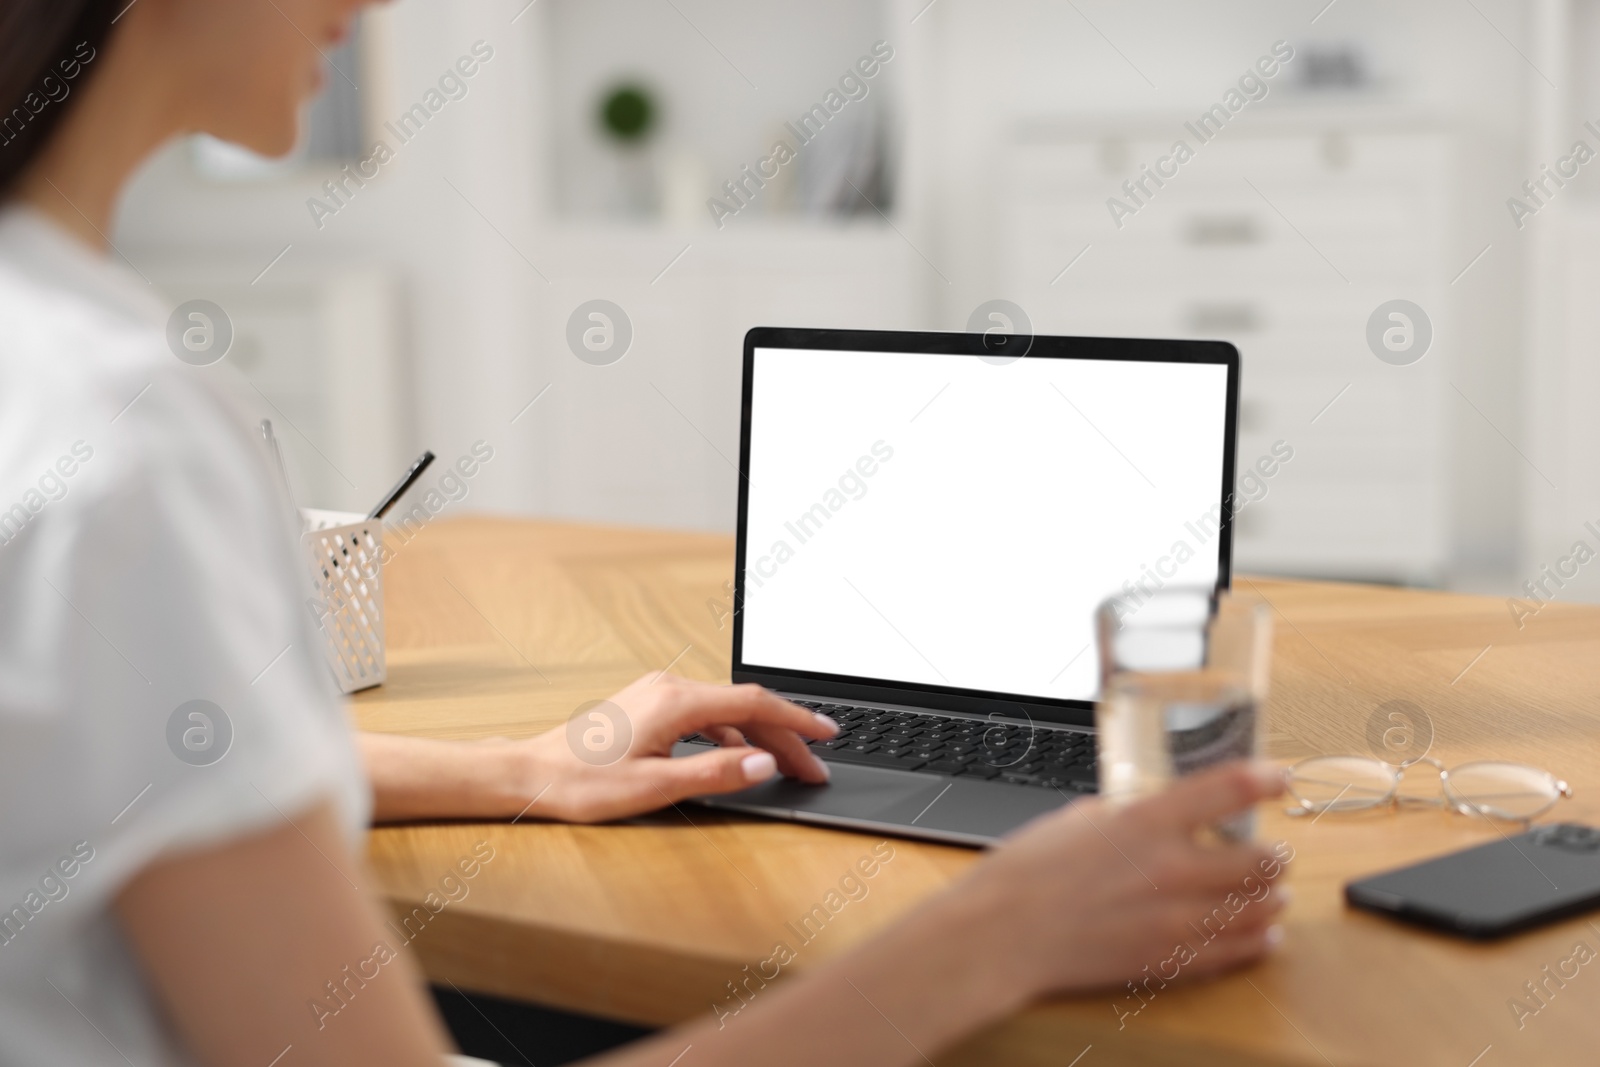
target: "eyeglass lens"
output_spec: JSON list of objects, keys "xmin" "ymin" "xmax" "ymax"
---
[
  {"xmin": 1444, "ymin": 761, "xmax": 1564, "ymax": 820},
  {"xmin": 1287, "ymin": 756, "xmax": 1397, "ymax": 812}
]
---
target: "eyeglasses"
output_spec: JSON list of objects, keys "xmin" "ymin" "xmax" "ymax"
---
[{"xmin": 1285, "ymin": 755, "xmax": 1572, "ymax": 823}]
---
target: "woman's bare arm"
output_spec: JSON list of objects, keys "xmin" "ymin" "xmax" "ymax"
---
[
  {"xmin": 359, "ymin": 674, "xmax": 839, "ymax": 823},
  {"xmin": 587, "ymin": 763, "xmax": 1288, "ymax": 1067},
  {"xmin": 114, "ymin": 801, "xmax": 453, "ymax": 1067},
  {"xmin": 115, "ymin": 764, "xmax": 1284, "ymax": 1067}
]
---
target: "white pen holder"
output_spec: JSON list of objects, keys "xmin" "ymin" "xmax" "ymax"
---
[{"xmin": 300, "ymin": 509, "xmax": 386, "ymax": 694}]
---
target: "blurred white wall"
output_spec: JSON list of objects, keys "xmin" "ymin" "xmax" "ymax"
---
[{"xmin": 114, "ymin": 0, "xmax": 1600, "ymax": 600}]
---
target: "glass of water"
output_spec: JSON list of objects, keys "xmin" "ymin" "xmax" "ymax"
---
[{"xmin": 1093, "ymin": 586, "xmax": 1273, "ymax": 840}]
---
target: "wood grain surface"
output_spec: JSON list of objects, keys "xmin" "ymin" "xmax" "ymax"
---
[{"xmin": 356, "ymin": 516, "xmax": 1600, "ymax": 1066}]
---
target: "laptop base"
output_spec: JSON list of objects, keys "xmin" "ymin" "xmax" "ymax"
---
[{"xmin": 672, "ymin": 741, "xmax": 1079, "ymax": 847}]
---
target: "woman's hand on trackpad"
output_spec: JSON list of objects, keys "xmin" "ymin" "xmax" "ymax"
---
[{"xmin": 510, "ymin": 674, "xmax": 838, "ymax": 823}]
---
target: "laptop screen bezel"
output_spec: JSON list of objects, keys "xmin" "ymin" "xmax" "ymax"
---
[{"xmin": 730, "ymin": 327, "xmax": 1241, "ymax": 728}]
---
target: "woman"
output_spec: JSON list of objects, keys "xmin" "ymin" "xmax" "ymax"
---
[{"xmin": 0, "ymin": 2, "xmax": 1288, "ymax": 1064}]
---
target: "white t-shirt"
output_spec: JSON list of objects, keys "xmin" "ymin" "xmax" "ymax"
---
[{"xmin": 0, "ymin": 207, "xmax": 369, "ymax": 1065}]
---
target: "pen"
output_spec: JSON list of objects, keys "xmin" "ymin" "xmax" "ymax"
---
[
  {"xmin": 368, "ymin": 450, "xmax": 436, "ymax": 519},
  {"xmin": 260, "ymin": 419, "xmax": 296, "ymax": 508}
]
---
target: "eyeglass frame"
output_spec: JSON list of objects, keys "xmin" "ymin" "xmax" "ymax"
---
[{"xmin": 1284, "ymin": 754, "xmax": 1573, "ymax": 823}]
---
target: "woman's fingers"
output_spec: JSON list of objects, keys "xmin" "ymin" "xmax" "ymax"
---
[
  {"xmin": 1154, "ymin": 840, "xmax": 1286, "ymax": 898},
  {"xmin": 702, "ymin": 724, "xmax": 746, "ymax": 747},
  {"xmin": 624, "ymin": 677, "xmax": 837, "ymax": 782},
  {"xmin": 668, "ymin": 702, "xmax": 828, "ymax": 784},
  {"xmin": 740, "ymin": 722, "xmax": 831, "ymax": 783},
  {"xmin": 1177, "ymin": 882, "xmax": 1288, "ymax": 941},
  {"xmin": 653, "ymin": 678, "xmax": 839, "ymax": 743},
  {"xmin": 643, "ymin": 744, "xmax": 781, "ymax": 804},
  {"xmin": 1124, "ymin": 761, "xmax": 1285, "ymax": 835},
  {"xmin": 1176, "ymin": 919, "xmax": 1284, "ymax": 979},
  {"xmin": 657, "ymin": 701, "xmax": 828, "ymax": 783}
]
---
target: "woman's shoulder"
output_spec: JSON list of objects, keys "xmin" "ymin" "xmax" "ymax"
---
[
  {"xmin": 0, "ymin": 231, "xmax": 265, "ymax": 505},
  {"xmin": 0, "ymin": 207, "xmax": 176, "ymax": 400},
  {"xmin": 0, "ymin": 263, "xmax": 172, "ymax": 428}
]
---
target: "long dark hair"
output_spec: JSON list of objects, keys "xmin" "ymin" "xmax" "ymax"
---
[{"xmin": 0, "ymin": 0, "xmax": 121, "ymax": 195}]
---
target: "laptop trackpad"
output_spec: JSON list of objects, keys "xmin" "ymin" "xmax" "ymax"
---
[
  {"xmin": 674, "ymin": 743, "xmax": 1075, "ymax": 843},
  {"xmin": 706, "ymin": 762, "xmax": 947, "ymax": 820}
]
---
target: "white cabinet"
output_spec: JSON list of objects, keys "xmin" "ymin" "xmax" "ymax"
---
[{"xmin": 995, "ymin": 124, "xmax": 1452, "ymax": 583}]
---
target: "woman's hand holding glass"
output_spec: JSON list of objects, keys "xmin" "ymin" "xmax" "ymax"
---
[{"xmin": 955, "ymin": 760, "xmax": 1293, "ymax": 1001}]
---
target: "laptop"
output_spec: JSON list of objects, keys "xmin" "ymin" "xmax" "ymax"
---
[{"xmin": 673, "ymin": 327, "xmax": 1240, "ymax": 846}]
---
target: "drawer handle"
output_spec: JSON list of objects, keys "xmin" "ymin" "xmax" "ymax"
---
[
  {"xmin": 1187, "ymin": 216, "xmax": 1261, "ymax": 245},
  {"xmin": 1188, "ymin": 303, "xmax": 1260, "ymax": 334}
]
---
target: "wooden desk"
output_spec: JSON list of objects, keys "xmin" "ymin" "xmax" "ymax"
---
[{"xmin": 356, "ymin": 517, "xmax": 1600, "ymax": 1067}]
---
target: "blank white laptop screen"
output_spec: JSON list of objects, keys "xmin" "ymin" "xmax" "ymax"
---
[{"xmin": 738, "ymin": 346, "xmax": 1232, "ymax": 704}]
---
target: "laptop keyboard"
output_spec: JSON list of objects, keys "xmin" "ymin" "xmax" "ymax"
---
[{"xmin": 684, "ymin": 700, "xmax": 1098, "ymax": 792}]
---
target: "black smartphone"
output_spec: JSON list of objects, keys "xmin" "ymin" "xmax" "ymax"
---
[{"xmin": 1346, "ymin": 824, "xmax": 1600, "ymax": 939}]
